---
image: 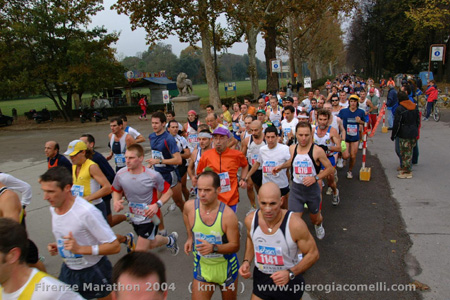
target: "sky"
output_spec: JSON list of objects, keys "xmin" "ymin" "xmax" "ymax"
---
[{"xmin": 90, "ymin": 0, "xmax": 267, "ymax": 61}]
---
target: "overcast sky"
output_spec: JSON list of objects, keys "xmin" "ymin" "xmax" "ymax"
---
[{"xmin": 90, "ymin": 0, "xmax": 267, "ymax": 60}]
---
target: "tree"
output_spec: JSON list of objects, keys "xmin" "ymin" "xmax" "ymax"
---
[
  {"xmin": 0, "ymin": 0, "xmax": 124, "ymax": 121},
  {"xmin": 113, "ymin": 0, "xmax": 237, "ymax": 109}
]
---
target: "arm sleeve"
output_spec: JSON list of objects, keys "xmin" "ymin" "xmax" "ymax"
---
[
  {"xmin": 111, "ymin": 173, "xmax": 123, "ymax": 193},
  {"xmin": 155, "ymin": 172, "xmax": 170, "ymax": 193}
]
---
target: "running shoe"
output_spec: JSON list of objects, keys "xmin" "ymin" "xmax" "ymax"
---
[
  {"xmin": 346, "ymin": 171, "xmax": 353, "ymax": 179},
  {"xmin": 167, "ymin": 232, "xmax": 179, "ymax": 256},
  {"xmin": 422, "ymin": 117, "xmax": 428, "ymax": 121},
  {"xmin": 397, "ymin": 172, "xmax": 413, "ymax": 179},
  {"xmin": 124, "ymin": 212, "xmax": 133, "ymax": 224},
  {"xmin": 337, "ymin": 158, "xmax": 344, "ymax": 168},
  {"xmin": 314, "ymin": 224, "xmax": 325, "ymax": 240},
  {"xmin": 326, "ymin": 187, "xmax": 333, "ymax": 195},
  {"xmin": 168, "ymin": 203, "xmax": 176, "ymax": 211},
  {"xmin": 125, "ymin": 232, "xmax": 136, "ymax": 253},
  {"xmin": 332, "ymin": 189, "xmax": 340, "ymax": 206},
  {"xmin": 358, "ymin": 141, "xmax": 363, "ymax": 149}
]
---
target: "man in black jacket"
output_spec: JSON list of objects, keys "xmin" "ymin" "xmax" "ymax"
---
[{"xmin": 391, "ymin": 91, "xmax": 420, "ymax": 179}]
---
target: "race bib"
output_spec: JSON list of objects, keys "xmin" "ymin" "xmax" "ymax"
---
[
  {"xmin": 57, "ymin": 238, "xmax": 87, "ymax": 266},
  {"xmin": 262, "ymin": 161, "xmax": 279, "ymax": 177},
  {"xmin": 232, "ymin": 122, "xmax": 240, "ymax": 132},
  {"xmin": 251, "ymin": 154, "xmax": 259, "ymax": 166},
  {"xmin": 194, "ymin": 232, "xmax": 223, "ymax": 258},
  {"xmin": 152, "ymin": 150, "xmax": 165, "ymax": 167},
  {"xmin": 218, "ymin": 172, "xmax": 231, "ymax": 193},
  {"xmin": 294, "ymin": 161, "xmax": 312, "ymax": 183},
  {"xmin": 283, "ymin": 127, "xmax": 291, "ymax": 138},
  {"xmin": 71, "ymin": 185, "xmax": 84, "ymax": 197},
  {"xmin": 114, "ymin": 154, "xmax": 126, "ymax": 167},
  {"xmin": 188, "ymin": 134, "xmax": 198, "ymax": 144},
  {"xmin": 129, "ymin": 202, "xmax": 148, "ymax": 222},
  {"xmin": 273, "ymin": 119, "xmax": 280, "ymax": 127},
  {"xmin": 255, "ymin": 245, "xmax": 285, "ymax": 273},
  {"xmin": 347, "ymin": 124, "xmax": 358, "ymax": 136}
]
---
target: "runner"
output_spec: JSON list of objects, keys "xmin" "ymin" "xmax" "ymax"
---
[
  {"xmin": 196, "ymin": 127, "xmax": 248, "ymax": 213},
  {"xmin": 266, "ymin": 96, "xmax": 282, "ymax": 133},
  {"xmin": 120, "ymin": 115, "xmax": 145, "ymax": 143},
  {"xmin": 112, "ymin": 252, "xmax": 170, "ymax": 300},
  {"xmin": 112, "ymin": 144, "xmax": 179, "ymax": 255},
  {"xmin": 41, "ymin": 167, "xmax": 120, "ymax": 300},
  {"xmin": 280, "ymin": 106, "xmax": 298, "ymax": 145},
  {"xmin": 240, "ymin": 120, "xmax": 266, "ymax": 213},
  {"xmin": 231, "ymin": 103, "xmax": 242, "ymax": 142},
  {"xmin": 183, "ymin": 171, "xmax": 240, "ymax": 300},
  {"xmin": 138, "ymin": 95, "xmax": 148, "ymax": 120},
  {"xmin": 338, "ymin": 95, "xmax": 366, "ymax": 179},
  {"xmin": 240, "ymin": 115, "xmax": 254, "ymax": 144},
  {"xmin": 147, "ymin": 111, "xmax": 183, "ymax": 236},
  {"xmin": 246, "ymin": 126, "xmax": 291, "ymax": 208},
  {"xmin": 168, "ymin": 120, "xmax": 191, "ymax": 202},
  {"xmin": 239, "ymin": 182, "xmax": 319, "ymax": 300},
  {"xmin": 314, "ymin": 109, "xmax": 342, "ymax": 205},
  {"xmin": 339, "ymin": 90, "xmax": 349, "ymax": 109},
  {"xmin": 274, "ymin": 122, "xmax": 334, "ymax": 239},
  {"xmin": 106, "ymin": 118, "xmax": 135, "ymax": 172},
  {"xmin": 330, "ymin": 93, "xmax": 342, "ymax": 116},
  {"xmin": 45, "ymin": 141, "xmax": 72, "ymax": 172},
  {"xmin": 0, "ymin": 183, "xmax": 46, "ymax": 272},
  {"xmin": 183, "ymin": 110, "xmax": 201, "ymax": 151},
  {"xmin": 205, "ymin": 113, "xmax": 237, "ymax": 149},
  {"xmin": 357, "ymin": 90, "xmax": 374, "ymax": 149},
  {"xmin": 187, "ymin": 129, "xmax": 213, "ymax": 193},
  {"xmin": 0, "ymin": 218, "xmax": 83, "ymax": 299}
]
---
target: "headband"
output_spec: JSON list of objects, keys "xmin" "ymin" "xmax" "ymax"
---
[{"xmin": 198, "ymin": 132, "xmax": 212, "ymax": 138}]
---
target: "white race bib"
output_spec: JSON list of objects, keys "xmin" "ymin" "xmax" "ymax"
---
[
  {"xmin": 71, "ymin": 185, "xmax": 84, "ymax": 197},
  {"xmin": 114, "ymin": 154, "xmax": 126, "ymax": 167},
  {"xmin": 57, "ymin": 238, "xmax": 87, "ymax": 266},
  {"xmin": 255, "ymin": 245, "xmax": 285, "ymax": 273},
  {"xmin": 218, "ymin": 172, "xmax": 231, "ymax": 193}
]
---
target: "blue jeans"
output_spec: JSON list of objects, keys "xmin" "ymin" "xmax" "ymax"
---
[
  {"xmin": 426, "ymin": 101, "xmax": 436, "ymax": 118},
  {"xmin": 395, "ymin": 137, "xmax": 419, "ymax": 165},
  {"xmin": 386, "ymin": 107, "xmax": 393, "ymax": 128}
]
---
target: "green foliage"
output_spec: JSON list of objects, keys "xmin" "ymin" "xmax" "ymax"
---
[{"xmin": 0, "ymin": 0, "xmax": 126, "ymax": 121}]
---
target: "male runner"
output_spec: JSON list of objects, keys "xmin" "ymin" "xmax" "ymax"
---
[
  {"xmin": 112, "ymin": 252, "xmax": 170, "ymax": 300},
  {"xmin": 183, "ymin": 171, "xmax": 240, "ymax": 300},
  {"xmin": 196, "ymin": 127, "xmax": 248, "ymax": 213},
  {"xmin": 330, "ymin": 93, "xmax": 342, "ymax": 116},
  {"xmin": 338, "ymin": 95, "xmax": 366, "ymax": 179},
  {"xmin": 120, "ymin": 115, "xmax": 145, "ymax": 143},
  {"xmin": 42, "ymin": 167, "xmax": 120, "ymax": 300},
  {"xmin": 240, "ymin": 120, "xmax": 266, "ymax": 213},
  {"xmin": 112, "ymin": 144, "xmax": 179, "ymax": 255},
  {"xmin": 339, "ymin": 90, "xmax": 349, "ymax": 108},
  {"xmin": 187, "ymin": 129, "xmax": 213, "ymax": 191},
  {"xmin": 314, "ymin": 109, "xmax": 342, "ymax": 205},
  {"xmin": 274, "ymin": 122, "xmax": 333, "ymax": 239},
  {"xmin": 280, "ymin": 106, "xmax": 298, "ymax": 145},
  {"xmin": 45, "ymin": 141, "xmax": 72, "ymax": 172},
  {"xmin": 0, "ymin": 218, "xmax": 83, "ymax": 299},
  {"xmin": 239, "ymin": 182, "xmax": 319, "ymax": 300},
  {"xmin": 205, "ymin": 113, "xmax": 237, "ymax": 149},
  {"xmin": 107, "ymin": 118, "xmax": 135, "ymax": 171},
  {"xmin": 246, "ymin": 126, "xmax": 291, "ymax": 207}
]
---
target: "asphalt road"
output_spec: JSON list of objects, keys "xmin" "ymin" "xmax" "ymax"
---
[{"xmin": 1, "ymin": 108, "xmax": 446, "ymax": 299}]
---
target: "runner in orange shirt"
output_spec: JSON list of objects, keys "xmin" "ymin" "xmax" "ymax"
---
[{"xmin": 196, "ymin": 127, "xmax": 248, "ymax": 213}]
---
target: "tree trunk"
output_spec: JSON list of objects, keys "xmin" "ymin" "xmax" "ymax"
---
[
  {"xmin": 287, "ymin": 17, "xmax": 296, "ymax": 85},
  {"xmin": 264, "ymin": 26, "xmax": 279, "ymax": 92},
  {"xmin": 200, "ymin": 26, "xmax": 221, "ymax": 109},
  {"xmin": 247, "ymin": 26, "xmax": 260, "ymax": 99}
]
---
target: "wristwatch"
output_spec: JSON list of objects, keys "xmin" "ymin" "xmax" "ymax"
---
[
  {"xmin": 212, "ymin": 245, "xmax": 219, "ymax": 253},
  {"xmin": 314, "ymin": 175, "xmax": 320, "ymax": 182},
  {"xmin": 287, "ymin": 269, "xmax": 295, "ymax": 280},
  {"xmin": 159, "ymin": 158, "xmax": 163, "ymax": 164}
]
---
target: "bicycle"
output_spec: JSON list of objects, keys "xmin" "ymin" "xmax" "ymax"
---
[{"xmin": 421, "ymin": 95, "xmax": 441, "ymax": 122}]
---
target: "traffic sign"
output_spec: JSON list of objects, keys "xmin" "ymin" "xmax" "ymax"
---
[
  {"xmin": 431, "ymin": 46, "xmax": 444, "ymax": 61},
  {"xmin": 162, "ymin": 90, "xmax": 170, "ymax": 104},
  {"xmin": 271, "ymin": 60, "xmax": 281, "ymax": 73},
  {"xmin": 224, "ymin": 82, "xmax": 236, "ymax": 92},
  {"xmin": 304, "ymin": 77, "xmax": 312, "ymax": 89}
]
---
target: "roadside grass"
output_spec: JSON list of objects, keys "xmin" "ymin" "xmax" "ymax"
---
[{"xmin": 0, "ymin": 79, "xmax": 268, "ymax": 116}]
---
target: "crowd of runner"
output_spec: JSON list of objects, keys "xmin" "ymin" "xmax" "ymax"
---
[{"xmin": 1, "ymin": 73, "xmax": 388, "ymax": 300}]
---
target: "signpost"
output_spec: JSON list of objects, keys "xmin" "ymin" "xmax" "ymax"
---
[
  {"xmin": 428, "ymin": 44, "xmax": 446, "ymax": 82},
  {"xmin": 224, "ymin": 82, "xmax": 236, "ymax": 99},
  {"xmin": 304, "ymin": 77, "xmax": 312, "ymax": 89},
  {"xmin": 162, "ymin": 90, "xmax": 170, "ymax": 111}
]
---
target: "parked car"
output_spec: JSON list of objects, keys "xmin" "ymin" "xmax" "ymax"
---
[{"xmin": 0, "ymin": 114, "xmax": 14, "ymax": 126}]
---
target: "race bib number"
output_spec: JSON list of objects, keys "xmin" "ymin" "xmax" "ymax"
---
[
  {"xmin": 194, "ymin": 232, "xmax": 223, "ymax": 258},
  {"xmin": 262, "ymin": 161, "xmax": 279, "ymax": 177},
  {"xmin": 188, "ymin": 134, "xmax": 198, "ymax": 144},
  {"xmin": 347, "ymin": 124, "xmax": 358, "ymax": 136},
  {"xmin": 71, "ymin": 185, "xmax": 84, "ymax": 197},
  {"xmin": 255, "ymin": 245, "xmax": 285, "ymax": 273},
  {"xmin": 57, "ymin": 238, "xmax": 87, "ymax": 266},
  {"xmin": 283, "ymin": 127, "xmax": 291, "ymax": 138},
  {"xmin": 294, "ymin": 161, "xmax": 312, "ymax": 177},
  {"xmin": 218, "ymin": 172, "xmax": 231, "ymax": 193},
  {"xmin": 114, "ymin": 154, "xmax": 126, "ymax": 167},
  {"xmin": 129, "ymin": 202, "xmax": 148, "ymax": 222}
]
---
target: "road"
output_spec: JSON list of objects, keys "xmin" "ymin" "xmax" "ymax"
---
[{"xmin": 1, "ymin": 109, "xmax": 447, "ymax": 299}]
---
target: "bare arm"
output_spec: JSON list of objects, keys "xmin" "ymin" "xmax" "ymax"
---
[
  {"xmin": 0, "ymin": 193, "xmax": 22, "ymax": 222},
  {"xmin": 290, "ymin": 214, "xmax": 319, "ymax": 274},
  {"xmin": 125, "ymin": 134, "xmax": 136, "ymax": 146},
  {"xmin": 63, "ymin": 231, "xmax": 120, "ymax": 256},
  {"xmin": 134, "ymin": 134, "xmax": 145, "ymax": 144},
  {"xmin": 241, "ymin": 136, "xmax": 250, "ymax": 155},
  {"xmin": 239, "ymin": 212, "xmax": 256, "ymax": 279},
  {"xmin": 329, "ymin": 128, "xmax": 342, "ymax": 153},
  {"xmin": 86, "ymin": 164, "xmax": 111, "ymax": 202},
  {"xmin": 187, "ymin": 150, "xmax": 198, "ymax": 187},
  {"xmin": 181, "ymin": 147, "xmax": 191, "ymax": 160},
  {"xmin": 273, "ymin": 144, "xmax": 295, "ymax": 173}
]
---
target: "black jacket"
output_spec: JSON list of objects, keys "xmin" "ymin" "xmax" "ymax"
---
[{"xmin": 391, "ymin": 100, "xmax": 420, "ymax": 140}]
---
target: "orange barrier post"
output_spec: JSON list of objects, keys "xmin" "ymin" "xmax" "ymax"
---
[
  {"xmin": 369, "ymin": 103, "xmax": 386, "ymax": 138},
  {"xmin": 360, "ymin": 122, "xmax": 371, "ymax": 181},
  {"xmin": 381, "ymin": 101, "xmax": 388, "ymax": 133}
]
